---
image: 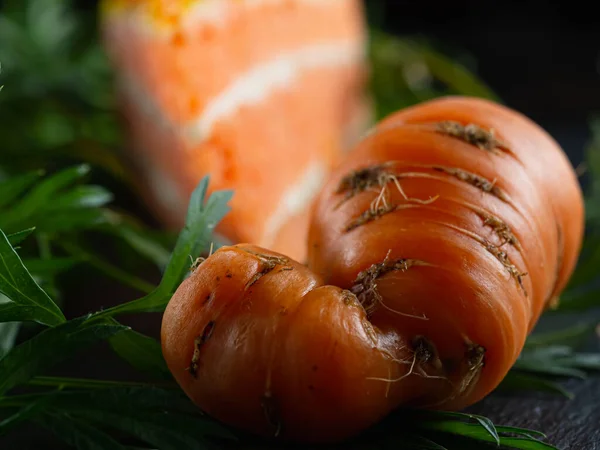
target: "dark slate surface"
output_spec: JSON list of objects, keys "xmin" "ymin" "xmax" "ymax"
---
[{"xmin": 468, "ymin": 377, "xmax": 600, "ymax": 449}]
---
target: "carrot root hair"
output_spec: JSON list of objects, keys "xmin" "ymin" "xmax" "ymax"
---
[
  {"xmin": 335, "ymin": 163, "xmax": 438, "ymax": 211},
  {"xmin": 350, "ymin": 250, "xmax": 430, "ymax": 320},
  {"xmin": 366, "ymin": 336, "xmax": 449, "ymax": 394}
]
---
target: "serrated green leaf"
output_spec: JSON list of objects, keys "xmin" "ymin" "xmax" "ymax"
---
[
  {"xmin": 0, "ymin": 316, "xmax": 127, "ymax": 394},
  {"xmin": 466, "ymin": 416, "xmax": 499, "ymax": 444},
  {"xmin": 158, "ymin": 177, "xmax": 233, "ymax": 297},
  {"xmin": 109, "ymin": 329, "xmax": 170, "ymax": 378},
  {"xmin": 95, "ymin": 288, "xmax": 167, "ymax": 319},
  {"xmin": 415, "ymin": 411, "xmax": 500, "ymax": 445},
  {"xmin": 495, "ymin": 426, "xmax": 546, "ymax": 439},
  {"xmin": 416, "ymin": 420, "xmax": 496, "ymax": 442},
  {"xmin": 100, "ymin": 177, "xmax": 233, "ymax": 317},
  {"xmin": 6, "ymin": 228, "xmax": 35, "ymax": 246},
  {"xmin": 0, "ymin": 170, "xmax": 44, "ymax": 208},
  {"xmin": 36, "ymin": 412, "xmax": 127, "ymax": 450},
  {"xmin": 0, "ymin": 228, "xmax": 64, "ymax": 326},
  {"xmin": 416, "ymin": 421, "xmax": 556, "ymax": 449}
]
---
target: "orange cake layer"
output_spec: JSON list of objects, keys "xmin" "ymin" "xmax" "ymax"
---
[
  {"xmin": 102, "ymin": 0, "xmax": 365, "ymax": 124},
  {"xmin": 119, "ymin": 64, "xmax": 367, "ymax": 250},
  {"xmin": 101, "ymin": 0, "xmax": 370, "ymax": 260}
]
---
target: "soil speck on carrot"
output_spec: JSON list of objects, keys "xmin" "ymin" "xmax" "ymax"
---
[
  {"xmin": 435, "ymin": 121, "xmax": 507, "ymax": 153},
  {"xmin": 188, "ymin": 321, "xmax": 216, "ymax": 378},
  {"xmin": 433, "ymin": 167, "xmax": 509, "ymax": 202},
  {"xmin": 345, "ymin": 204, "xmax": 397, "ymax": 231},
  {"xmin": 336, "ymin": 164, "xmax": 391, "ymax": 199},
  {"xmin": 243, "ymin": 251, "xmax": 291, "ymax": 288},
  {"xmin": 485, "ymin": 242, "xmax": 528, "ymax": 295},
  {"xmin": 477, "ymin": 210, "xmax": 521, "ymax": 249}
]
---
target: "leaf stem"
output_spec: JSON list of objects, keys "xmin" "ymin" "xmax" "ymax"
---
[
  {"xmin": 36, "ymin": 233, "xmax": 52, "ymax": 260},
  {"xmin": 0, "ymin": 392, "xmax": 49, "ymax": 408},
  {"xmin": 93, "ymin": 288, "xmax": 169, "ymax": 319},
  {"xmin": 60, "ymin": 241, "xmax": 155, "ymax": 294},
  {"xmin": 27, "ymin": 376, "xmax": 178, "ymax": 390}
]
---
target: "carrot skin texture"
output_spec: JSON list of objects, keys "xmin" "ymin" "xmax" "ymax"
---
[
  {"xmin": 161, "ymin": 244, "xmax": 416, "ymax": 442},
  {"xmin": 161, "ymin": 96, "xmax": 585, "ymax": 443},
  {"xmin": 375, "ymin": 96, "xmax": 584, "ymax": 298},
  {"xmin": 308, "ymin": 96, "xmax": 584, "ymax": 409}
]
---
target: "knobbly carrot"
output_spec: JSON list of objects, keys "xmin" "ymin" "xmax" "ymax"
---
[{"xmin": 161, "ymin": 96, "xmax": 585, "ymax": 443}]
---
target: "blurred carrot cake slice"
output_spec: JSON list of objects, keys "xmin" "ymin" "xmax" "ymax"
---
[{"xmin": 101, "ymin": 0, "xmax": 371, "ymax": 260}]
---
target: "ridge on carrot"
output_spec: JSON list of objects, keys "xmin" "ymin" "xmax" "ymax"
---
[{"xmin": 160, "ymin": 95, "xmax": 585, "ymax": 443}]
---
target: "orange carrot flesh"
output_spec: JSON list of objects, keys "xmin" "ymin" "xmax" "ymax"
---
[{"xmin": 161, "ymin": 96, "xmax": 585, "ymax": 443}]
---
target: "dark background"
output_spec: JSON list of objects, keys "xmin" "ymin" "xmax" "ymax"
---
[
  {"xmin": 4, "ymin": 0, "xmax": 600, "ymax": 448},
  {"xmin": 366, "ymin": 0, "xmax": 600, "ymax": 168}
]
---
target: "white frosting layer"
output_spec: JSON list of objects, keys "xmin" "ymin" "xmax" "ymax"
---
[
  {"xmin": 117, "ymin": 39, "xmax": 363, "ymax": 143},
  {"xmin": 184, "ymin": 40, "xmax": 363, "ymax": 143},
  {"xmin": 262, "ymin": 159, "xmax": 327, "ymax": 246}
]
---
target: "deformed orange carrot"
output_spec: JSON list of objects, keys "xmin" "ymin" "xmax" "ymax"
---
[{"xmin": 161, "ymin": 96, "xmax": 585, "ymax": 443}]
